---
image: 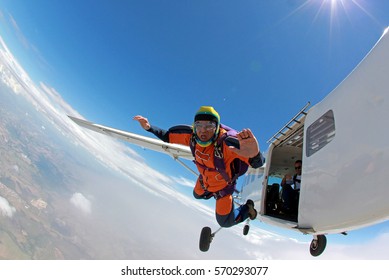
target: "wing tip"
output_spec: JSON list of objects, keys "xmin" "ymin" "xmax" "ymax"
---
[{"xmin": 68, "ymin": 115, "xmax": 91, "ymax": 126}]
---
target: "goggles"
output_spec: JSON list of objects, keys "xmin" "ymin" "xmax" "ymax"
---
[{"xmin": 194, "ymin": 121, "xmax": 217, "ymax": 131}]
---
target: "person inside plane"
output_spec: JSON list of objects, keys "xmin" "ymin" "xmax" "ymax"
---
[
  {"xmin": 280, "ymin": 160, "xmax": 302, "ymax": 214},
  {"xmin": 133, "ymin": 106, "xmax": 264, "ymax": 228}
]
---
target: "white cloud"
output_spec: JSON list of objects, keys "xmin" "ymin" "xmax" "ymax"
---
[
  {"xmin": 12, "ymin": 165, "xmax": 19, "ymax": 172},
  {"xmin": 172, "ymin": 176, "xmax": 196, "ymax": 188},
  {"xmin": 8, "ymin": 14, "xmax": 30, "ymax": 50},
  {"xmin": 5, "ymin": 12, "xmax": 50, "ymax": 70},
  {"xmin": 70, "ymin": 192, "xmax": 92, "ymax": 215},
  {"xmin": 322, "ymin": 232, "xmax": 389, "ymax": 259},
  {"xmin": 0, "ymin": 196, "xmax": 16, "ymax": 218}
]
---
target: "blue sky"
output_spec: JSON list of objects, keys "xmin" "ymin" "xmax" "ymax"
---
[
  {"xmin": 2, "ymin": 0, "xmax": 388, "ymax": 145},
  {"xmin": 2, "ymin": 0, "xmax": 388, "ymax": 166},
  {"xmin": 1, "ymin": 0, "xmax": 389, "ymax": 255}
]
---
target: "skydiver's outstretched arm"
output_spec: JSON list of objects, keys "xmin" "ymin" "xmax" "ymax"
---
[
  {"xmin": 133, "ymin": 115, "xmax": 169, "ymax": 142},
  {"xmin": 133, "ymin": 115, "xmax": 151, "ymax": 130},
  {"xmin": 228, "ymin": 128, "xmax": 264, "ymax": 168}
]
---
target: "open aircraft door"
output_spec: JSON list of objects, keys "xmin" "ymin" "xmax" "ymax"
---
[{"xmin": 298, "ymin": 28, "xmax": 389, "ymax": 234}]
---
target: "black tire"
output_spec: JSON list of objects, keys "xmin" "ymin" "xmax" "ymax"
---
[
  {"xmin": 243, "ymin": 225, "xmax": 250, "ymax": 236},
  {"xmin": 199, "ymin": 227, "xmax": 213, "ymax": 252},
  {"xmin": 310, "ymin": 235, "xmax": 327, "ymax": 257}
]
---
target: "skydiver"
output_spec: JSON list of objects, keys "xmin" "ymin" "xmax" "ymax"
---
[{"xmin": 134, "ymin": 106, "xmax": 264, "ymax": 228}]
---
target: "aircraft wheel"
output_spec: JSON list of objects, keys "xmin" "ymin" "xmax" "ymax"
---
[
  {"xmin": 199, "ymin": 227, "xmax": 213, "ymax": 252},
  {"xmin": 243, "ymin": 224, "xmax": 250, "ymax": 236},
  {"xmin": 310, "ymin": 235, "xmax": 327, "ymax": 257}
]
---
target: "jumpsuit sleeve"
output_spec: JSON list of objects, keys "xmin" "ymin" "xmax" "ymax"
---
[
  {"xmin": 225, "ymin": 136, "xmax": 265, "ymax": 169},
  {"xmin": 248, "ymin": 152, "xmax": 265, "ymax": 168},
  {"xmin": 146, "ymin": 124, "xmax": 193, "ymax": 145},
  {"xmin": 146, "ymin": 125, "xmax": 169, "ymax": 142}
]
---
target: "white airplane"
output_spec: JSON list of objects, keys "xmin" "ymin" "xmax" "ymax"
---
[{"xmin": 69, "ymin": 27, "xmax": 389, "ymax": 257}]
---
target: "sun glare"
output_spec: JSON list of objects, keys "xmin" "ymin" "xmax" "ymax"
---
[{"xmin": 285, "ymin": 0, "xmax": 378, "ymax": 36}]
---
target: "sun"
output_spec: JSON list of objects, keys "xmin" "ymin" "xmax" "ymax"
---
[
  {"xmin": 286, "ymin": 0, "xmax": 376, "ymax": 34},
  {"xmin": 325, "ymin": 0, "xmax": 361, "ymax": 18},
  {"xmin": 323, "ymin": 0, "xmax": 380, "ymax": 32}
]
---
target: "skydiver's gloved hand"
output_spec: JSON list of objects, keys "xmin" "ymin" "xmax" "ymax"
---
[
  {"xmin": 229, "ymin": 128, "xmax": 260, "ymax": 158},
  {"xmin": 133, "ymin": 115, "xmax": 151, "ymax": 130}
]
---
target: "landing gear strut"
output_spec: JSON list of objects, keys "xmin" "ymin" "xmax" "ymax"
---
[
  {"xmin": 310, "ymin": 235, "xmax": 327, "ymax": 257},
  {"xmin": 199, "ymin": 220, "xmax": 252, "ymax": 252}
]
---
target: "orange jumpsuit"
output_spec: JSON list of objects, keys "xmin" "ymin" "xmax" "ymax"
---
[{"xmin": 147, "ymin": 125, "xmax": 263, "ymax": 227}]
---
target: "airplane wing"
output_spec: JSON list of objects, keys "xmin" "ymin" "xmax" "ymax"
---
[{"xmin": 68, "ymin": 116, "xmax": 194, "ymax": 161}]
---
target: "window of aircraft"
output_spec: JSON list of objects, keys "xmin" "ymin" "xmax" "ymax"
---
[
  {"xmin": 306, "ymin": 110, "xmax": 336, "ymax": 157},
  {"xmin": 243, "ymin": 169, "xmax": 264, "ymax": 186}
]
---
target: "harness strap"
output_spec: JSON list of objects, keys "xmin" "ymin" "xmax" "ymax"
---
[
  {"xmin": 190, "ymin": 131, "xmax": 233, "ymax": 180},
  {"xmin": 213, "ymin": 142, "xmax": 231, "ymax": 183},
  {"xmin": 197, "ymin": 174, "xmax": 235, "ymax": 199},
  {"xmin": 213, "ymin": 181, "xmax": 236, "ymax": 200},
  {"xmin": 190, "ymin": 130, "xmax": 239, "ymax": 200}
]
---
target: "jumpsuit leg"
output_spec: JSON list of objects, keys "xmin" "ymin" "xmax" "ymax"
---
[
  {"xmin": 215, "ymin": 195, "xmax": 250, "ymax": 228},
  {"xmin": 193, "ymin": 177, "xmax": 212, "ymax": 199},
  {"xmin": 193, "ymin": 178, "xmax": 251, "ymax": 227}
]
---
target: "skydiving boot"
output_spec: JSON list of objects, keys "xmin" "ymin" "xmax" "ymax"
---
[{"xmin": 246, "ymin": 199, "xmax": 257, "ymax": 220}]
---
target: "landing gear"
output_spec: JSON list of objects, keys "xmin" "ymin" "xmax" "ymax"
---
[
  {"xmin": 199, "ymin": 221, "xmax": 252, "ymax": 252},
  {"xmin": 199, "ymin": 226, "xmax": 220, "ymax": 252},
  {"xmin": 310, "ymin": 235, "xmax": 327, "ymax": 257},
  {"xmin": 243, "ymin": 220, "xmax": 251, "ymax": 236}
]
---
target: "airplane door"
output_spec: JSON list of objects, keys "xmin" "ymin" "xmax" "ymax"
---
[{"xmin": 299, "ymin": 29, "xmax": 389, "ymax": 233}]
